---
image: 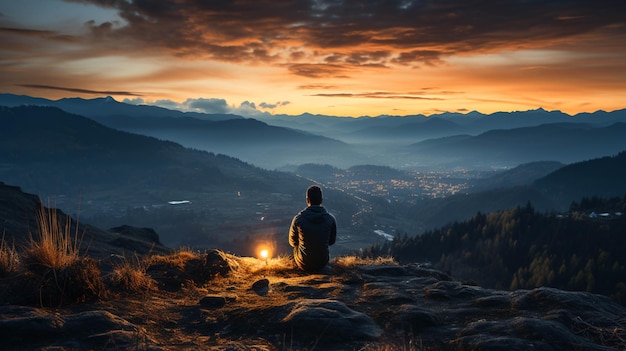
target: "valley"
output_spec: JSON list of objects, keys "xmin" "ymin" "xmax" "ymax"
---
[{"xmin": 1, "ymin": 100, "xmax": 625, "ymax": 263}]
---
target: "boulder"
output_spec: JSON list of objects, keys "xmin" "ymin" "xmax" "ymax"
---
[{"xmin": 280, "ymin": 299, "xmax": 382, "ymax": 342}]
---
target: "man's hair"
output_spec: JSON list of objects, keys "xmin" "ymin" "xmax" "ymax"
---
[{"xmin": 306, "ymin": 185, "xmax": 323, "ymax": 205}]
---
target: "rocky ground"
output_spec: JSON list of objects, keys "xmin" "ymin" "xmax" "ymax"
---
[{"xmin": 1, "ymin": 251, "xmax": 625, "ymax": 351}]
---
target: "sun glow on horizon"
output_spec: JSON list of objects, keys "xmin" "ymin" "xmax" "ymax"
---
[{"xmin": 1, "ymin": 0, "xmax": 625, "ymax": 117}]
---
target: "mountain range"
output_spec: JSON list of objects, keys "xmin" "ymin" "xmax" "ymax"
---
[
  {"xmin": 1, "ymin": 95, "xmax": 626, "ymax": 252},
  {"xmin": 1, "ymin": 93, "xmax": 625, "ymax": 170}
]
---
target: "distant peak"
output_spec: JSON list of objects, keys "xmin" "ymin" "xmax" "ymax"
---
[{"xmin": 104, "ymin": 96, "xmax": 117, "ymax": 102}]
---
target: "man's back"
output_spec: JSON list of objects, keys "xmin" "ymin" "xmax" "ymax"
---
[{"xmin": 289, "ymin": 205, "xmax": 337, "ymax": 271}]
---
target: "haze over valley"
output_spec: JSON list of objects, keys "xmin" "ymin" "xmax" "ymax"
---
[{"xmin": 1, "ymin": 96, "xmax": 626, "ymax": 259}]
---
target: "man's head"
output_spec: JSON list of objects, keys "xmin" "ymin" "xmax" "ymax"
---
[{"xmin": 306, "ymin": 185, "xmax": 323, "ymax": 206}]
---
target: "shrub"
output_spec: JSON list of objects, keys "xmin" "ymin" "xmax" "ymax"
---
[{"xmin": 40, "ymin": 256, "xmax": 105, "ymax": 306}]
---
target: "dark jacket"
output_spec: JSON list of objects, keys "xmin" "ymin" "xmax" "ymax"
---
[{"xmin": 289, "ymin": 205, "xmax": 337, "ymax": 271}]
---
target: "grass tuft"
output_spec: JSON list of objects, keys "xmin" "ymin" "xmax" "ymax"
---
[
  {"xmin": 24, "ymin": 205, "xmax": 82, "ymax": 271},
  {"xmin": 108, "ymin": 255, "xmax": 157, "ymax": 293},
  {"xmin": 146, "ymin": 247, "xmax": 200, "ymax": 270},
  {"xmin": 0, "ymin": 230, "xmax": 20, "ymax": 276}
]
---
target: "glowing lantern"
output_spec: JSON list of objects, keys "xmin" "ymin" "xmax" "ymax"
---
[
  {"xmin": 260, "ymin": 249, "xmax": 269, "ymax": 260},
  {"xmin": 258, "ymin": 247, "xmax": 271, "ymax": 265}
]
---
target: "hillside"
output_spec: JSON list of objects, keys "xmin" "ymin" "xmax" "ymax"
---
[
  {"xmin": 534, "ymin": 150, "xmax": 626, "ymax": 202},
  {"xmin": 403, "ymin": 122, "xmax": 626, "ymax": 169},
  {"xmin": 470, "ymin": 161, "xmax": 565, "ymax": 192},
  {"xmin": 400, "ymin": 150, "xmax": 626, "ymax": 232},
  {"xmin": 0, "ymin": 182, "xmax": 169, "ymax": 259},
  {"xmin": 0, "ymin": 94, "xmax": 364, "ymax": 169},
  {"xmin": 1, "ymin": 156, "xmax": 625, "ymax": 350},
  {"xmin": 367, "ymin": 199, "xmax": 626, "ymax": 305},
  {"xmin": 0, "ymin": 93, "xmax": 238, "ymax": 121},
  {"xmin": 95, "ymin": 115, "xmax": 360, "ymax": 170},
  {"xmin": 0, "ymin": 106, "xmax": 366, "ymax": 250},
  {"xmin": 3, "ymin": 254, "xmax": 626, "ymax": 350}
]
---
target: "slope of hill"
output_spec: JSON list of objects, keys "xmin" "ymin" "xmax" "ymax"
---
[
  {"xmin": 0, "ymin": 182, "xmax": 169, "ymax": 258},
  {"xmin": 367, "ymin": 200, "xmax": 626, "ymax": 304},
  {"xmin": 396, "ymin": 149, "xmax": 626, "ymax": 233},
  {"xmin": 470, "ymin": 161, "xmax": 565, "ymax": 192},
  {"xmin": 0, "ymin": 105, "xmax": 261, "ymax": 191},
  {"xmin": 1, "ymin": 240, "xmax": 625, "ymax": 350},
  {"xmin": 0, "ymin": 93, "xmax": 238, "ymax": 121},
  {"xmin": 0, "ymin": 106, "xmax": 367, "ymax": 249},
  {"xmin": 534, "ymin": 150, "xmax": 626, "ymax": 202},
  {"xmin": 1, "ymin": 183, "xmax": 624, "ymax": 350},
  {"xmin": 0, "ymin": 93, "xmax": 364, "ymax": 169},
  {"xmin": 404, "ymin": 122, "xmax": 626, "ymax": 168},
  {"xmin": 343, "ymin": 116, "xmax": 464, "ymax": 144},
  {"xmin": 90, "ymin": 114, "xmax": 361, "ymax": 170}
]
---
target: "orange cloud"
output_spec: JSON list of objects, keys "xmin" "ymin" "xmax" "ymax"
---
[{"xmin": 2, "ymin": 0, "xmax": 625, "ymax": 116}]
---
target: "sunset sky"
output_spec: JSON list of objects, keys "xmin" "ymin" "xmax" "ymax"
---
[{"xmin": 1, "ymin": 0, "xmax": 625, "ymax": 117}]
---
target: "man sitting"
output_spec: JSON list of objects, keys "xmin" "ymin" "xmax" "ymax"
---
[{"xmin": 289, "ymin": 185, "xmax": 337, "ymax": 271}]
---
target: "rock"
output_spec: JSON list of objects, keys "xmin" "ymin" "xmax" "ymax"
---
[
  {"xmin": 185, "ymin": 249, "xmax": 238, "ymax": 284},
  {"xmin": 395, "ymin": 304, "xmax": 442, "ymax": 330},
  {"xmin": 424, "ymin": 280, "xmax": 496, "ymax": 300},
  {"xmin": 0, "ymin": 308, "xmax": 144, "ymax": 350},
  {"xmin": 200, "ymin": 295, "xmax": 227, "ymax": 309},
  {"xmin": 281, "ymin": 299, "xmax": 382, "ymax": 342},
  {"xmin": 453, "ymin": 316, "xmax": 611, "ymax": 351},
  {"xmin": 361, "ymin": 282, "xmax": 414, "ymax": 305},
  {"xmin": 146, "ymin": 249, "xmax": 238, "ymax": 291},
  {"xmin": 251, "ymin": 278, "xmax": 270, "ymax": 296}
]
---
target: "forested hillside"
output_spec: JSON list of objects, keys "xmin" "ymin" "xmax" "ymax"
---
[{"xmin": 365, "ymin": 196, "xmax": 626, "ymax": 304}]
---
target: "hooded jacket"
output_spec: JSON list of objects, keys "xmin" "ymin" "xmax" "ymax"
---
[{"xmin": 289, "ymin": 205, "xmax": 337, "ymax": 271}]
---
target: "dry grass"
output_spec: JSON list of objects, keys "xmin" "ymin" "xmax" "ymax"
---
[
  {"xmin": 332, "ymin": 255, "xmax": 397, "ymax": 269},
  {"xmin": 24, "ymin": 205, "xmax": 83, "ymax": 271},
  {"xmin": 234, "ymin": 254, "xmax": 296, "ymax": 276},
  {"xmin": 146, "ymin": 247, "xmax": 200, "ymax": 270},
  {"xmin": 108, "ymin": 255, "xmax": 157, "ymax": 293},
  {"xmin": 231, "ymin": 254, "xmax": 397, "ymax": 278},
  {"xmin": 0, "ymin": 230, "xmax": 20, "ymax": 275},
  {"xmin": 8, "ymin": 205, "xmax": 106, "ymax": 306}
]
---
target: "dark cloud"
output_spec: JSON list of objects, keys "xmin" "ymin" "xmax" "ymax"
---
[
  {"xmin": 18, "ymin": 84, "xmax": 142, "ymax": 96},
  {"xmin": 259, "ymin": 101, "xmax": 290, "ymax": 109},
  {"xmin": 298, "ymin": 84, "xmax": 338, "ymax": 90},
  {"xmin": 0, "ymin": 27, "xmax": 78, "ymax": 42},
  {"xmin": 0, "ymin": 27, "xmax": 55, "ymax": 36},
  {"xmin": 63, "ymin": 0, "xmax": 626, "ymax": 70},
  {"xmin": 185, "ymin": 98, "xmax": 230, "ymax": 114},
  {"xmin": 288, "ymin": 63, "xmax": 350, "ymax": 78}
]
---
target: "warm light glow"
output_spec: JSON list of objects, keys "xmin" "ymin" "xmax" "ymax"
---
[{"xmin": 259, "ymin": 249, "xmax": 269, "ymax": 260}]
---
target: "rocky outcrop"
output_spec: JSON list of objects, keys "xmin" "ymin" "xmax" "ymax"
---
[
  {"xmin": 1, "ymin": 257, "xmax": 625, "ymax": 350},
  {"xmin": 0, "ymin": 305, "xmax": 147, "ymax": 350}
]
